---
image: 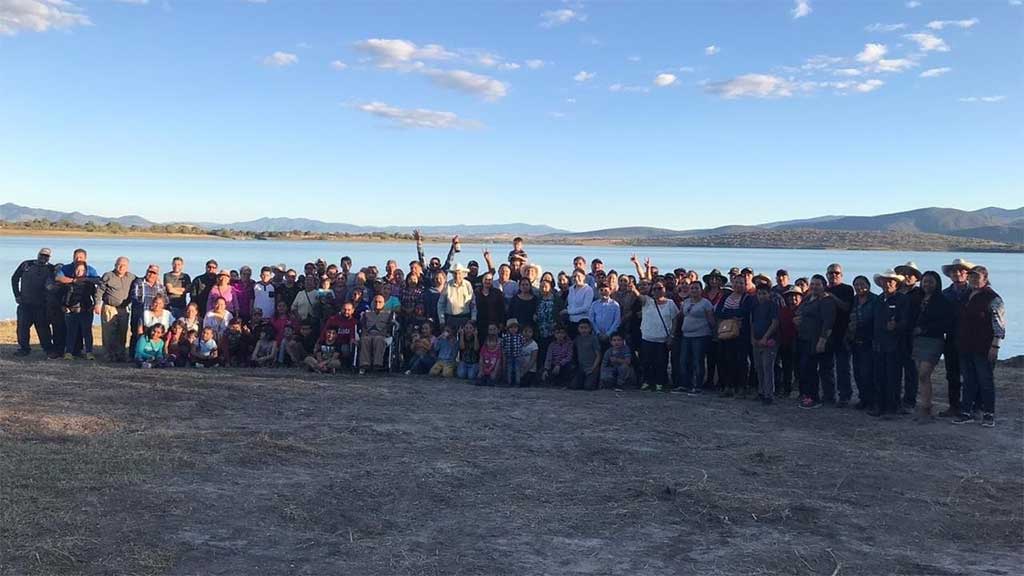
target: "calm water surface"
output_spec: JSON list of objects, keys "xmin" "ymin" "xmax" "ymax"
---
[{"xmin": 2, "ymin": 235, "xmax": 1019, "ymax": 357}]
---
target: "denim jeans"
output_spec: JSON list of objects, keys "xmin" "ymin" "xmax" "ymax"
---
[
  {"xmin": 901, "ymin": 339, "xmax": 918, "ymax": 406},
  {"xmin": 960, "ymin": 353, "xmax": 995, "ymax": 415},
  {"xmin": 64, "ymin": 310, "xmax": 94, "ymax": 355},
  {"xmin": 943, "ymin": 336, "xmax": 961, "ymax": 410},
  {"xmin": 457, "ymin": 361, "xmax": 479, "ymax": 380},
  {"xmin": 717, "ymin": 338, "xmax": 748, "ymax": 392},
  {"xmin": 679, "ymin": 336, "xmax": 709, "ymax": 390},
  {"xmin": 851, "ymin": 341, "xmax": 874, "ymax": 407},
  {"xmin": 753, "ymin": 345, "xmax": 777, "ymax": 398},
  {"xmin": 821, "ymin": 339, "xmax": 852, "ymax": 402},
  {"xmin": 872, "ymin": 348, "xmax": 901, "ymax": 414},
  {"xmin": 17, "ymin": 303, "xmax": 51, "ymax": 353},
  {"xmin": 798, "ymin": 339, "xmax": 829, "ymax": 401}
]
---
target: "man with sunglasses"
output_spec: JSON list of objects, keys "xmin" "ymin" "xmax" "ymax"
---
[
  {"xmin": 130, "ymin": 264, "xmax": 166, "ymax": 353},
  {"xmin": 11, "ymin": 247, "xmax": 55, "ymax": 356},
  {"xmin": 190, "ymin": 259, "xmax": 220, "ymax": 316},
  {"xmin": 824, "ymin": 263, "xmax": 855, "ymax": 407}
]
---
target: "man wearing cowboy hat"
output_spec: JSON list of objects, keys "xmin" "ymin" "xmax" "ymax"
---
[
  {"xmin": 11, "ymin": 247, "xmax": 56, "ymax": 356},
  {"xmin": 870, "ymin": 269, "xmax": 910, "ymax": 418},
  {"xmin": 437, "ymin": 263, "xmax": 476, "ymax": 333},
  {"xmin": 894, "ymin": 261, "xmax": 924, "ymax": 410},
  {"xmin": 938, "ymin": 258, "xmax": 974, "ymax": 416}
]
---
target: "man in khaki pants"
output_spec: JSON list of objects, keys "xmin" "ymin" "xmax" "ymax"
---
[{"xmin": 94, "ymin": 257, "xmax": 136, "ymax": 362}]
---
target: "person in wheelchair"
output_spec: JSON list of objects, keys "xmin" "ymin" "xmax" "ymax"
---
[{"xmin": 358, "ymin": 294, "xmax": 397, "ymax": 374}]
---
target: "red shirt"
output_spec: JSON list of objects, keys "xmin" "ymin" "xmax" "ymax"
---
[{"xmin": 321, "ymin": 314, "xmax": 358, "ymax": 344}]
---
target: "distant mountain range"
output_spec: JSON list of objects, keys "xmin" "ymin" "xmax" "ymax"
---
[{"xmin": 2, "ymin": 202, "xmax": 1021, "ymax": 245}]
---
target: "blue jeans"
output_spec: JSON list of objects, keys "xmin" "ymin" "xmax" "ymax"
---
[
  {"xmin": 457, "ymin": 361, "xmax": 479, "ymax": 380},
  {"xmin": 17, "ymin": 303, "xmax": 51, "ymax": 353},
  {"xmin": 679, "ymin": 336, "xmax": 709, "ymax": 390},
  {"xmin": 851, "ymin": 341, "xmax": 874, "ymax": 407},
  {"xmin": 960, "ymin": 353, "xmax": 995, "ymax": 415},
  {"xmin": 64, "ymin": 310, "xmax": 94, "ymax": 355},
  {"xmin": 872, "ymin": 348, "xmax": 901, "ymax": 414},
  {"xmin": 822, "ymin": 339, "xmax": 852, "ymax": 402},
  {"xmin": 407, "ymin": 353, "xmax": 434, "ymax": 374}
]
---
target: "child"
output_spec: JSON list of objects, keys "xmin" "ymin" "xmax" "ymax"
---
[
  {"xmin": 165, "ymin": 321, "xmax": 189, "ymax": 367},
  {"xmin": 250, "ymin": 326, "xmax": 278, "ymax": 367},
  {"xmin": 285, "ymin": 322, "xmax": 316, "ymax": 367},
  {"xmin": 306, "ymin": 327, "xmax": 342, "ymax": 373},
  {"xmin": 542, "ymin": 325, "xmax": 576, "ymax": 387},
  {"xmin": 405, "ymin": 321, "xmax": 435, "ymax": 375},
  {"xmin": 477, "ymin": 332, "xmax": 502, "ymax": 386},
  {"xmin": 517, "ymin": 324, "xmax": 539, "ymax": 387},
  {"xmin": 457, "ymin": 322, "xmax": 480, "ymax": 380},
  {"xmin": 508, "ymin": 237, "xmax": 528, "ymax": 267},
  {"xmin": 223, "ymin": 317, "xmax": 249, "ymax": 367},
  {"xmin": 600, "ymin": 333, "xmax": 635, "ymax": 389},
  {"xmin": 751, "ymin": 283, "xmax": 780, "ymax": 404},
  {"xmin": 135, "ymin": 323, "xmax": 168, "ymax": 368},
  {"xmin": 192, "ymin": 326, "xmax": 220, "ymax": 367},
  {"xmin": 501, "ymin": 318, "xmax": 524, "ymax": 386},
  {"xmin": 573, "ymin": 319, "xmax": 601, "ymax": 390},
  {"xmin": 429, "ymin": 325, "xmax": 458, "ymax": 377}
]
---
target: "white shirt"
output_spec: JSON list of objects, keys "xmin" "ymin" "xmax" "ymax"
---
[
  {"xmin": 639, "ymin": 296, "xmax": 678, "ymax": 343},
  {"xmin": 253, "ymin": 281, "xmax": 276, "ymax": 318}
]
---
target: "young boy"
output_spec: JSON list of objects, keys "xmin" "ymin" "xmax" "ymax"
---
[
  {"xmin": 306, "ymin": 327, "xmax": 342, "ymax": 373},
  {"xmin": 457, "ymin": 323, "xmax": 480, "ymax": 380},
  {"xmin": 223, "ymin": 317, "xmax": 250, "ymax": 367},
  {"xmin": 508, "ymin": 237, "xmax": 528, "ymax": 267},
  {"xmin": 192, "ymin": 326, "xmax": 220, "ymax": 367},
  {"xmin": 477, "ymin": 332, "xmax": 502, "ymax": 386},
  {"xmin": 542, "ymin": 325, "xmax": 576, "ymax": 387},
  {"xmin": 429, "ymin": 325, "xmax": 458, "ymax": 377},
  {"xmin": 517, "ymin": 325, "xmax": 540, "ymax": 387},
  {"xmin": 501, "ymin": 318, "xmax": 524, "ymax": 386},
  {"xmin": 573, "ymin": 319, "xmax": 601, "ymax": 390},
  {"xmin": 285, "ymin": 322, "xmax": 317, "ymax": 367},
  {"xmin": 751, "ymin": 283, "xmax": 780, "ymax": 404},
  {"xmin": 600, "ymin": 333, "xmax": 635, "ymax": 389}
]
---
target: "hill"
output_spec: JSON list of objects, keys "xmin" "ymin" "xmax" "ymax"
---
[{"xmin": 0, "ymin": 203, "xmax": 154, "ymax": 227}]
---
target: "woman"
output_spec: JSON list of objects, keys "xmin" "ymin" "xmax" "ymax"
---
[
  {"xmin": 62, "ymin": 261, "xmax": 97, "ymax": 360},
  {"xmin": 677, "ymin": 281, "xmax": 715, "ymax": 394},
  {"xmin": 848, "ymin": 276, "xmax": 876, "ymax": 411},
  {"xmin": 508, "ymin": 278, "xmax": 539, "ymax": 328},
  {"xmin": 702, "ymin": 269, "xmax": 727, "ymax": 389},
  {"xmin": 204, "ymin": 296, "xmax": 233, "ymax": 340},
  {"xmin": 613, "ymin": 275, "xmax": 640, "ymax": 352},
  {"xmin": 233, "ymin": 266, "xmax": 255, "ymax": 322},
  {"xmin": 795, "ymin": 275, "xmax": 835, "ymax": 409},
  {"xmin": 911, "ymin": 270, "xmax": 953, "ymax": 421},
  {"xmin": 142, "ymin": 294, "xmax": 174, "ymax": 335},
  {"xmin": 180, "ymin": 302, "xmax": 203, "ymax": 334},
  {"xmin": 714, "ymin": 275, "xmax": 754, "ymax": 397},
  {"xmin": 566, "ymin": 270, "xmax": 594, "ymax": 337},
  {"xmin": 533, "ymin": 278, "xmax": 562, "ymax": 368},
  {"xmin": 475, "ymin": 269, "xmax": 506, "ymax": 337},
  {"xmin": 635, "ymin": 279, "xmax": 678, "ymax": 392},
  {"xmin": 776, "ymin": 286, "xmax": 803, "ymax": 398},
  {"xmin": 207, "ymin": 270, "xmax": 237, "ymax": 315},
  {"xmin": 270, "ymin": 300, "xmax": 298, "ymax": 345}
]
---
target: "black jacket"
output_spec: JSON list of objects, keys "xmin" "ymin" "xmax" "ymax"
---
[{"xmin": 913, "ymin": 293, "xmax": 953, "ymax": 340}]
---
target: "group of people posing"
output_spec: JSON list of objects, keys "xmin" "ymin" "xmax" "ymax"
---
[{"xmin": 11, "ymin": 233, "xmax": 1006, "ymax": 427}]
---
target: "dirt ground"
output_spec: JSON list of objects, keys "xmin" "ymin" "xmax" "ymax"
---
[{"xmin": 1, "ymin": 326, "xmax": 1022, "ymax": 576}]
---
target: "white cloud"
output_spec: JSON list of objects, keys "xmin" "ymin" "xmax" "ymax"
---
[
  {"xmin": 565, "ymin": 97, "xmax": 576, "ymax": 104},
  {"xmin": 856, "ymin": 43, "xmax": 888, "ymax": 63},
  {"xmin": 654, "ymin": 73, "xmax": 678, "ymax": 87},
  {"xmin": 0, "ymin": 0, "xmax": 92, "ymax": 35},
  {"xmin": 792, "ymin": 0, "xmax": 812, "ymax": 19},
  {"xmin": 704, "ymin": 74, "xmax": 795, "ymax": 99},
  {"xmin": 355, "ymin": 102, "xmax": 481, "ymax": 129},
  {"xmin": 1011, "ymin": 0, "xmax": 1022, "ymax": 6},
  {"xmin": 834, "ymin": 68, "xmax": 863, "ymax": 77},
  {"xmin": 354, "ymin": 38, "xmax": 454, "ymax": 68},
  {"xmin": 573, "ymin": 70, "xmax": 595, "ymax": 82},
  {"xmin": 959, "ymin": 95, "xmax": 1006, "ymax": 103},
  {"xmin": 114, "ymin": 0, "xmax": 149, "ymax": 4},
  {"xmin": 608, "ymin": 83, "xmax": 650, "ymax": 94},
  {"xmin": 865, "ymin": 23, "xmax": 907, "ymax": 32},
  {"xmin": 422, "ymin": 69, "xmax": 508, "ymax": 101},
  {"xmin": 875, "ymin": 58, "xmax": 916, "ymax": 72},
  {"xmin": 475, "ymin": 52, "xmax": 520, "ymax": 70},
  {"xmin": 525, "ymin": 59, "xmax": 546, "ymax": 69},
  {"xmin": 678, "ymin": 66, "xmax": 695, "ymax": 73},
  {"xmin": 855, "ymin": 79, "xmax": 884, "ymax": 93},
  {"xmin": 627, "ymin": 55, "xmax": 642, "ymax": 62},
  {"xmin": 705, "ymin": 45, "xmax": 720, "ymax": 56},
  {"xmin": 329, "ymin": 60, "xmax": 348, "ymax": 71},
  {"xmin": 540, "ymin": 8, "xmax": 586, "ymax": 27},
  {"xmin": 906, "ymin": 1, "xmax": 921, "ymax": 7},
  {"xmin": 905, "ymin": 32, "xmax": 949, "ymax": 52},
  {"xmin": 802, "ymin": 55, "xmax": 843, "ymax": 70},
  {"xmin": 919, "ymin": 67, "xmax": 951, "ymax": 78},
  {"xmin": 262, "ymin": 51, "xmax": 298, "ymax": 67},
  {"xmin": 926, "ymin": 18, "xmax": 979, "ymax": 30}
]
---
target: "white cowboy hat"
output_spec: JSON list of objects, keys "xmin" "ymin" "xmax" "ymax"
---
[
  {"xmin": 894, "ymin": 261, "xmax": 921, "ymax": 279},
  {"xmin": 450, "ymin": 262, "xmax": 469, "ymax": 273},
  {"xmin": 941, "ymin": 258, "xmax": 976, "ymax": 277},
  {"xmin": 873, "ymin": 269, "xmax": 906, "ymax": 288}
]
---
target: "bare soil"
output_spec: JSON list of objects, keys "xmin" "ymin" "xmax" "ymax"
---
[{"xmin": 1, "ymin": 335, "xmax": 1022, "ymax": 576}]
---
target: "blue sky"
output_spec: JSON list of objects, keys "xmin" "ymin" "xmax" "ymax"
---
[{"xmin": 0, "ymin": 0, "xmax": 1021, "ymax": 231}]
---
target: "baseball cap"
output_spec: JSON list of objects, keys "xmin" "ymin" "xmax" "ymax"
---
[{"xmin": 38, "ymin": 248, "xmax": 52, "ymax": 256}]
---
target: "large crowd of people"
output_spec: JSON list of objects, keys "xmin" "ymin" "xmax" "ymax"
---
[{"xmin": 10, "ymin": 233, "xmax": 1007, "ymax": 427}]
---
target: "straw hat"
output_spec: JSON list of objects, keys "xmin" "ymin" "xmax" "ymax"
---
[
  {"xmin": 450, "ymin": 262, "xmax": 469, "ymax": 274},
  {"xmin": 894, "ymin": 261, "xmax": 921, "ymax": 279},
  {"xmin": 873, "ymin": 269, "xmax": 906, "ymax": 288},
  {"xmin": 703, "ymin": 268, "xmax": 728, "ymax": 285},
  {"xmin": 752, "ymin": 273, "xmax": 772, "ymax": 287},
  {"xmin": 783, "ymin": 286, "xmax": 804, "ymax": 297},
  {"xmin": 941, "ymin": 258, "xmax": 976, "ymax": 277}
]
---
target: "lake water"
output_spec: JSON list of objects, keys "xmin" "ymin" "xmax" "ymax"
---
[{"xmin": 3, "ymin": 235, "xmax": 1019, "ymax": 357}]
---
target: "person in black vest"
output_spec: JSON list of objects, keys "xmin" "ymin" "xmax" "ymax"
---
[
  {"xmin": 870, "ymin": 269, "xmax": 910, "ymax": 418},
  {"xmin": 938, "ymin": 258, "xmax": 973, "ymax": 417},
  {"xmin": 952, "ymin": 266, "xmax": 1005, "ymax": 428},
  {"xmin": 190, "ymin": 259, "xmax": 219, "ymax": 316},
  {"xmin": 10, "ymin": 247, "xmax": 55, "ymax": 356},
  {"xmin": 895, "ymin": 261, "xmax": 923, "ymax": 410}
]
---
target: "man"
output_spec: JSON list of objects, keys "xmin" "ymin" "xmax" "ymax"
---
[
  {"xmin": 358, "ymin": 294, "xmax": 396, "ymax": 374},
  {"xmin": 190, "ymin": 259, "xmax": 219, "ymax": 316},
  {"xmin": 414, "ymin": 230, "xmax": 458, "ymax": 275},
  {"xmin": 939, "ymin": 258, "xmax": 973, "ymax": 417},
  {"xmin": 291, "ymin": 275, "xmax": 323, "ymax": 332},
  {"xmin": 11, "ymin": 247, "xmax": 55, "ymax": 356},
  {"xmin": 739, "ymin": 267, "xmax": 756, "ymax": 294},
  {"xmin": 53, "ymin": 248, "xmax": 99, "ymax": 355},
  {"xmin": 130, "ymin": 264, "xmax": 166, "ymax": 353},
  {"xmin": 870, "ymin": 269, "xmax": 910, "ymax": 418},
  {"xmin": 95, "ymin": 256, "xmax": 137, "ymax": 362},
  {"xmin": 253, "ymin": 266, "xmax": 277, "ymax": 319},
  {"xmin": 163, "ymin": 257, "xmax": 192, "ymax": 318},
  {"xmin": 586, "ymin": 259, "xmax": 605, "ymax": 288},
  {"xmin": 953, "ymin": 266, "xmax": 1005, "ymax": 428},
  {"xmin": 437, "ymin": 263, "xmax": 476, "ymax": 333},
  {"xmin": 824, "ymin": 263, "xmax": 855, "ymax": 407},
  {"xmin": 773, "ymin": 269, "xmax": 791, "ymax": 298},
  {"xmin": 895, "ymin": 261, "xmax": 923, "ymax": 409},
  {"xmin": 589, "ymin": 283, "xmax": 621, "ymax": 348},
  {"xmin": 54, "ymin": 248, "xmax": 98, "ymax": 283}
]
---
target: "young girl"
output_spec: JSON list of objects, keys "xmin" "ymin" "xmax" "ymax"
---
[
  {"xmin": 517, "ymin": 324, "xmax": 539, "ymax": 387},
  {"xmin": 192, "ymin": 326, "xmax": 220, "ymax": 367},
  {"xmin": 135, "ymin": 323, "xmax": 168, "ymax": 368},
  {"xmin": 457, "ymin": 323, "xmax": 480, "ymax": 380},
  {"xmin": 181, "ymin": 302, "xmax": 202, "ymax": 334},
  {"xmin": 250, "ymin": 326, "xmax": 278, "ymax": 367},
  {"xmin": 405, "ymin": 321, "xmax": 436, "ymax": 375},
  {"xmin": 164, "ymin": 321, "xmax": 189, "ymax": 367},
  {"xmin": 477, "ymin": 332, "xmax": 502, "ymax": 386}
]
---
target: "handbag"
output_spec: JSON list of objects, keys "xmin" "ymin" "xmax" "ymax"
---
[{"xmin": 716, "ymin": 318, "xmax": 741, "ymax": 341}]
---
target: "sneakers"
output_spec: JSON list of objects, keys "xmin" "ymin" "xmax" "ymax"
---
[
  {"xmin": 952, "ymin": 413, "xmax": 975, "ymax": 425},
  {"xmin": 85, "ymin": 353, "xmax": 95, "ymax": 361},
  {"xmin": 799, "ymin": 396, "xmax": 821, "ymax": 409},
  {"xmin": 640, "ymin": 383, "xmax": 650, "ymax": 391},
  {"xmin": 358, "ymin": 368, "xmax": 367, "ymax": 375},
  {"xmin": 140, "ymin": 361, "xmax": 152, "ymax": 369},
  {"xmin": 687, "ymin": 387, "xmax": 701, "ymax": 396},
  {"xmin": 62, "ymin": 353, "xmax": 73, "ymax": 360},
  {"xmin": 981, "ymin": 413, "xmax": 995, "ymax": 428},
  {"xmin": 670, "ymin": 386, "xmax": 686, "ymax": 394},
  {"xmin": 937, "ymin": 407, "xmax": 959, "ymax": 418},
  {"xmin": 655, "ymin": 384, "xmax": 663, "ymax": 392}
]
